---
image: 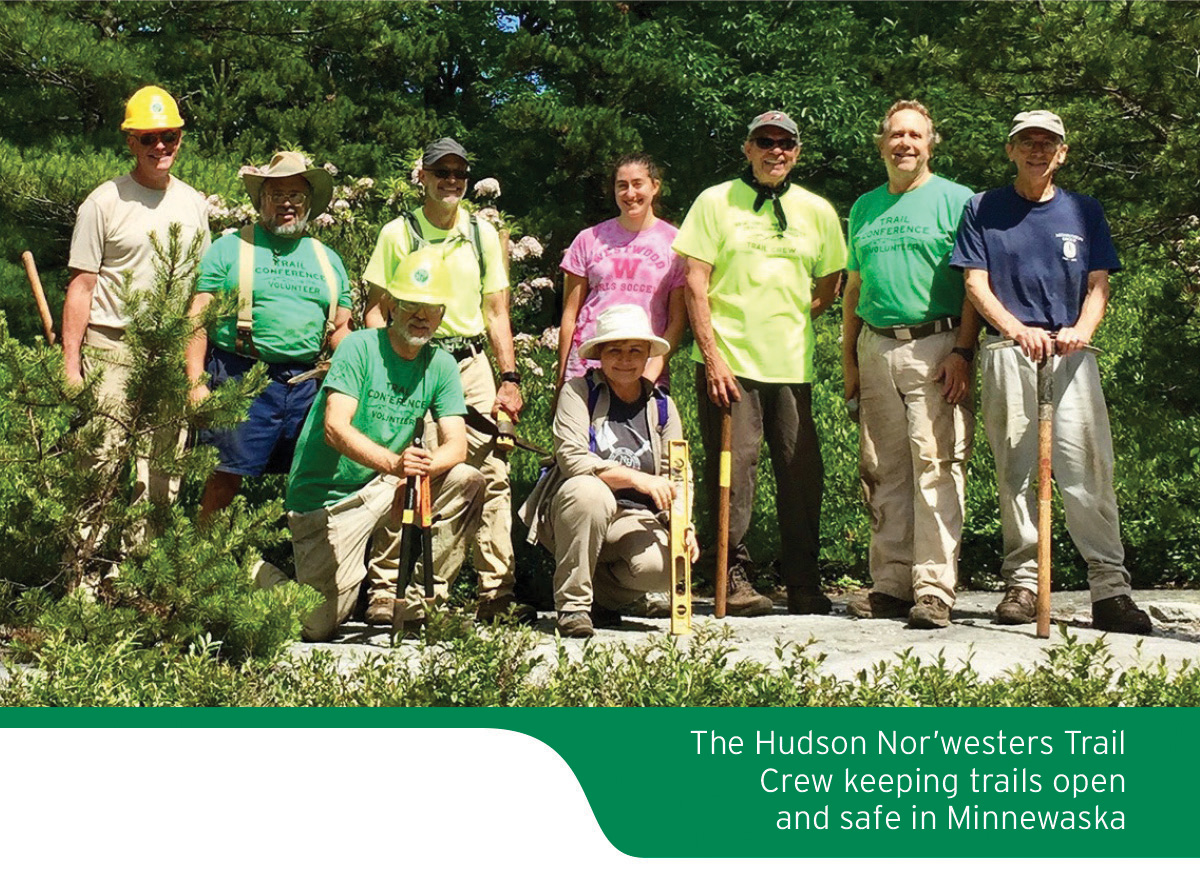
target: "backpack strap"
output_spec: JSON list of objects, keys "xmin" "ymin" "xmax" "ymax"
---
[
  {"xmin": 652, "ymin": 386, "xmax": 670, "ymax": 433},
  {"xmin": 401, "ymin": 209, "xmax": 426, "ymax": 253},
  {"xmin": 307, "ymin": 235, "xmax": 341, "ymax": 352},
  {"xmin": 235, "ymin": 224, "xmax": 257, "ymax": 357},
  {"xmin": 468, "ymin": 213, "xmax": 487, "ymax": 282}
]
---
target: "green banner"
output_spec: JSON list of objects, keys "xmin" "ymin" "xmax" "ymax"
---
[{"xmin": 4, "ymin": 707, "xmax": 1194, "ymax": 858}]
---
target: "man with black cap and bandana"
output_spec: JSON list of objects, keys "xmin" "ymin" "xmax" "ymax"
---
[
  {"xmin": 674, "ymin": 111, "xmax": 847, "ymax": 616},
  {"xmin": 187, "ymin": 151, "xmax": 353, "ymax": 520},
  {"xmin": 362, "ymin": 138, "xmax": 523, "ymax": 624}
]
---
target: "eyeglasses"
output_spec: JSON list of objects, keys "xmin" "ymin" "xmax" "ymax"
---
[
  {"xmin": 753, "ymin": 136, "xmax": 798, "ymax": 151},
  {"xmin": 397, "ymin": 299, "xmax": 444, "ymax": 314},
  {"xmin": 136, "ymin": 131, "xmax": 180, "ymax": 147},
  {"xmin": 428, "ymin": 167, "xmax": 470, "ymax": 181},
  {"xmin": 1014, "ymin": 137, "xmax": 1062, "ymax": 152},
  {"xmin": 263, "ymin": 190, "xmax": 310, "ymax": 205}
]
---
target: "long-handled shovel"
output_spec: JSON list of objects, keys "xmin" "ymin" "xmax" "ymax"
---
[
  {"xmin": 21, "ymin": 251, "xmax": 57, "ymax": 344},
  {"xmin": 714, "ymin": 405, "xmax": 732, "ymax": 619},
  {"xmin": 989, "ymin": 338, "xmax": 1102, "ymax": 639},
  {"xmin": 391, "ymin": 432, "xmax": 435, "ymax": 635}
]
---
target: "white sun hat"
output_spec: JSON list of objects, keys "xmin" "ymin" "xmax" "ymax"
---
[{"xmin": 578, "ymin": 304, "xmax": 670, "ymax": 360}]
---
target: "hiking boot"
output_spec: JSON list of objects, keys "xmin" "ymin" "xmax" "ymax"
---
[
  {"xmin": 365, "ymin": 595, "xmax": 396, "ymax": 626},
  {"xmin": 1092, "ymin": 594, "xmax": 1152, "ymax": 635},
  {"xmin": 995, "ymin": 586, "xmax": 1036, "ymax": 624},
  {"xmin": 591, "ymin": 604, "xmax": 623, "ymax": 628},
  {"xmin": 724, "ymin": 565, "xmax": 774, "ymax": 617},
  {"xmin": 557, "ymin": 611, "xmax": 594, "ymax": 638},
  {"xmin": 626, "ymin": 591, "xmax": 671, "ymax": 619},
  {"xmin": 476, "ymin": 595, "xmax": 539, "ymax": 626},
  {"xmin": 847, "ymin": 591, "xmax": 911, "ymax": 619},
  {"xmin": 909, "ymin": 594, "xmax": 951, "ymax": 629},
  {"xmin": 786, "ymin": 587, "xmax": 832, "ymax": 615}
]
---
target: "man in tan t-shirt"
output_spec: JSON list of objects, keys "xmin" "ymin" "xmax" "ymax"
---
[{"xmin": 63, "ymin": 85, "xmax": 211, "ymax": 516}]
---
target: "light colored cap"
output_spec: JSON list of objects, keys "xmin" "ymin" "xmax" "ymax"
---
[
  {"xmin": 578, "ymin": 305, "xmax": 670, "ymax": 360},
  {"xmin": 1009, "ymin": 110, "xmax": 1066, "ymax": 140},
  {"xmin": 747, "ymin": 110, "xmax": 799, "ymax": 137},
  {"xmin": 240, "ymin": 151, "xmax": 334, "ymax": 216}
]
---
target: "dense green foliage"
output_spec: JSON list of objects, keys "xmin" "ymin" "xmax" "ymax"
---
[
  {"xmin": 3, "ymin": 622, "xmax": 1197, "ymax": 707},
  {"xmin": 1, "ymin": 3, "xmax": 1198, "ymax": 683}
]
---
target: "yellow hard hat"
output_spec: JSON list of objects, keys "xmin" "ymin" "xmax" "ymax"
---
[
  {"xmin": 386, "ymin": 246, "xmax": 456, "ymax": 307},
  {"xmin": 121, "ymin": 86, "xmax": 184, "ymax": 131}
]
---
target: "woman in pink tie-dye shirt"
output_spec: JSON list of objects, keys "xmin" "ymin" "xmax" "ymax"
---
[{"xmin": 558, "ymin": 154, "xmax": 688, "ymax": 391}]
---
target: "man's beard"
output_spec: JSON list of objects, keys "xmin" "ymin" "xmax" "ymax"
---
[
  {"xmin": 396, "ymin": 326, "xmax": 434, "ymax": 349},
  {"xmin": 262, "ymin": 209, "xmax": 310, "ymax": 236}
]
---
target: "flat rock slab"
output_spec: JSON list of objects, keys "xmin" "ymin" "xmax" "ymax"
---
[{"xmin": 296, "ymin": 590, "xmax": 1200, "ymax": 683}]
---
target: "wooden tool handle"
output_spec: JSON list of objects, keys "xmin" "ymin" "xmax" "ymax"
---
[{"xmin": 21, "ymin": 251, "xmax": 56, "ymax": 344}]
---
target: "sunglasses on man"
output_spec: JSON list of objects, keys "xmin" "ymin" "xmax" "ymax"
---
[
  {"xmin": 135, "ymin": 130, "xmax": 181, "ymax": 147},
  {"xmin": 428, "ymin": 166, "xmax": 470, "ymax": 181},
  {"xmin": 752, "ymin": 136, "xmax": 798, "ymax": 151}
]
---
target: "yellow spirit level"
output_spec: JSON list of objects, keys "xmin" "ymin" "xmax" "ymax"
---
[{"xmin": 668, "ymin": 439, "xmax": 692, "ymax": 636}]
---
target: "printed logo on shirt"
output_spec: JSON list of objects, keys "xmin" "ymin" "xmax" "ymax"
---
[
  {"xmin": 611, "ymin": 257, "xmax": 643, "ymax": 278},
  {"xmin": 1057, "ymin": 232, "xmax": 1083, "ymax": 262}
]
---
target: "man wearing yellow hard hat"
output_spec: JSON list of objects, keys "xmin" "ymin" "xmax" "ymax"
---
[
  {"xmin": 285, "ymin": 246, "xmax": 485, "ymax": 641},
  {"xmin": 62, "ymin": 85, "xmax": 211, "ymax": 528}
]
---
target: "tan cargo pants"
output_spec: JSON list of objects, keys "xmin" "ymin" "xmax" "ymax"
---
[
  {"xmin": 543, "ymin": 475, "xmax": 670, "ymax": 613},
  {"xmin": 858, "ymin": 327, "xmax": 974, "ymax": 606},
  {"xmin": 291, "ymin": 465, "xmax": 485, "ymax": 642}
]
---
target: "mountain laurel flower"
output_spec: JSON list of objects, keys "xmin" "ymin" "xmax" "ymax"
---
[
  {"xmin": 410, "ymin": 165, "xmax": 423, "ymax": 186},
  {"xmin": 517, "ymin": 235, "xmax": 544, "ymax": 258},
  {"xmin": 521, "ymin": 356, "xmax": 545, "ymax": 378},
  {"xmin": 313, "ymin": 213, "xmax": 335, "ymax": 228},
  {"xmin": 323, "ymin": 162, "xmax": 339, "ymax": 176},
  {"xmin": 356, "ymin": 177, "xmax": 375, "ymax": 189},
  {"xmin": 516, "ymin": 281, "xmax": 535, "ymax": 300},
  {"xmin": 539, "ymin": 325, "xmax": 560, "ymax": 350},
  {"xmin": 473, "ymin": 177, "xmax": 501, "ymax": 198},
  {"xmin": 509, "ymin": 243, "xmax": 528, "ymax": 262},
  {"xmin": 530, "ymin": 277, "xmax": 554, "ymax": 291},
  {"xmin": 333, "ymin": 199, "xmax": 351, "ymax": 212},
  {"xmin": 477, "ymin": 207, "xmax": 502, "ymax": 226}
]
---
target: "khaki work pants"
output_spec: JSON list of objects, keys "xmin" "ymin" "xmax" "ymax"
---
[
  {"xmin": 411, "ymin": 350, "xmax": 516, "ymax": 602},
  {"xmin": 858, "ymin": 327, "xmax": 974, "ymax": 606},
  {"xmin": 82, "ymin": 325, "xmax": 185, "ymax": 543},
  {"xmin": 291, "ymin": 465, "xmax": 484, "ymax": 642},
  {"xmin": 545, "ymin": 476, "xmax": 670, "ymax": 613},
  {"xmin": 980, "ymin": 335, "xmax": 1130, "ymax": 603}
]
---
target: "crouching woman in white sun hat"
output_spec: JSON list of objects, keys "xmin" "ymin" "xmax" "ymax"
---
[{"xmin": 519, "ymin": 304, "xmax": 698, "ymax": 638}]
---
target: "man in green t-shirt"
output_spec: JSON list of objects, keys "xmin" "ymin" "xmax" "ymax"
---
[
  {"xmin": 286, "ymin": 250, "xmax": 484, "ymax": 642},
  {"xmin": 674, "ymin": 111, "xmax": 848, "ymax": 616},
  {"xmin": 186, "ymin": 152, "xmax": 353, "ymax": 522},
  {"xmin": 842, "ymin": 101, "xmax": 980, "ymax": 630},
  {"xmin": 362, "ymin": 137, "xmax": 525, "ymax": 622}
]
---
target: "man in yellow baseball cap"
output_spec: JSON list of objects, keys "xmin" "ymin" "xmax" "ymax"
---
[{"xmin": 62, "ymin": 85, "xmax": 211, "ymax": 534}]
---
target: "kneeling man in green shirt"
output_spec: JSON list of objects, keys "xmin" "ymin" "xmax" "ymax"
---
[{"xmin": 286, "ymin": 250, "xmax": 485, "ymax": 642}]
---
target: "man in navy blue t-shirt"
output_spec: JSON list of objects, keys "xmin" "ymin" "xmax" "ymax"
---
[{"xmin": 950, "ymin": 109, "xmax": 1151, "ymax": 635}]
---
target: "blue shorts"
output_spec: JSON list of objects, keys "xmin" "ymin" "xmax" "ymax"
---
[{"xmin": 199, "ymin": 346, "xmax": 319, "ymax": 477}]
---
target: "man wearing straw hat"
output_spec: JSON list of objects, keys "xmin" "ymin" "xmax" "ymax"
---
[
  {"xmin": 63, "ymin": 85, "xmax": 211, "ymax": 521},
  {"xmin": 286, "ymin": 248, "xmax": 484, "ymax": 642},
  {"xmin": 186, "ymin": 151, "xmax": 353, "ymax": 520}
]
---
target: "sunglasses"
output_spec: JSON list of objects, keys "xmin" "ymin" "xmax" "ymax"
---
[
  {"xmin": 397, "ymin": 299, "xmax": 444, "ymax": 314},
  {"xmin": 753, "ymin": 136, "xmax": 798, "ymax": 151},
  {"xmin": 136, "ymin": 130, "xmax": 181, "ymax": 147},
  {"xmin": 428, "ymin": 166, "xmax": 470, "ymax": 181}
]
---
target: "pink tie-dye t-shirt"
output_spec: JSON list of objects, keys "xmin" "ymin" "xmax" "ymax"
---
[{"xmin": 560, "ymin": 217, "xmax": 686, "ymax": 384}]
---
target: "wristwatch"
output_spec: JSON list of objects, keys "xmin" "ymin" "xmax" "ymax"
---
[
  {"xmin": 499, "ymin": 371, "xmax": 522, "ymax": 385},
  {"xmin": 951, "ymin": 346, "xmax": 976, "ymax": 363}
]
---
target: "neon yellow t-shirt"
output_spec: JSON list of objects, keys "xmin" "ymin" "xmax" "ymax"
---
[
  {"xmin": 673, "ymin": 179, "xmax": 847, "ymax": 383},
  {"xmin": 363, "ymin": 208, "xmax": 508, "ymax": 338}
]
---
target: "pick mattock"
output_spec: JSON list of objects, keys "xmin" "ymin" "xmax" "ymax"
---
[
  {"xmin": 390, "ymin": 430, "xmax": 436, "ymax": 635},
  {"xmin": 714, "ymin": 405, "xmax": 732, "ymax": 619},
  {"xmin": 988, "ymin": 338, "xmax": 1103, "ymax": 638},
  {"xmin": 21, "ymin": 251, "xmax": 57, "ymax": 344}
]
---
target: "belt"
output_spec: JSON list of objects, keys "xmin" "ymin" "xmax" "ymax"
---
[
  {"xmin": 437, "ymin": 334, "xmax": 487, "ymax": 361},
  {"xmin": 866, "ymin": 316, "xmax": 960, "ymax": 341}
]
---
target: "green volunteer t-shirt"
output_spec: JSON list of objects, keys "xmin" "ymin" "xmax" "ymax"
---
[
  {"xmin": 673, "ymin": 178, "xmax": 847, "ymax": 383},
  {"xmin": 363, "ymin": 208, "xmax": 508, "ymax": 338},
  {"xmin": 847, "ymin": 174, "xmax": 975, "ymax": 327},
  {"xmin": 285, "ymin": 329, "xmax": 467, "ymax": 513},
  {"xmin": 196, "ymin": 224, "xmax": 352, "ymax": 363}
]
